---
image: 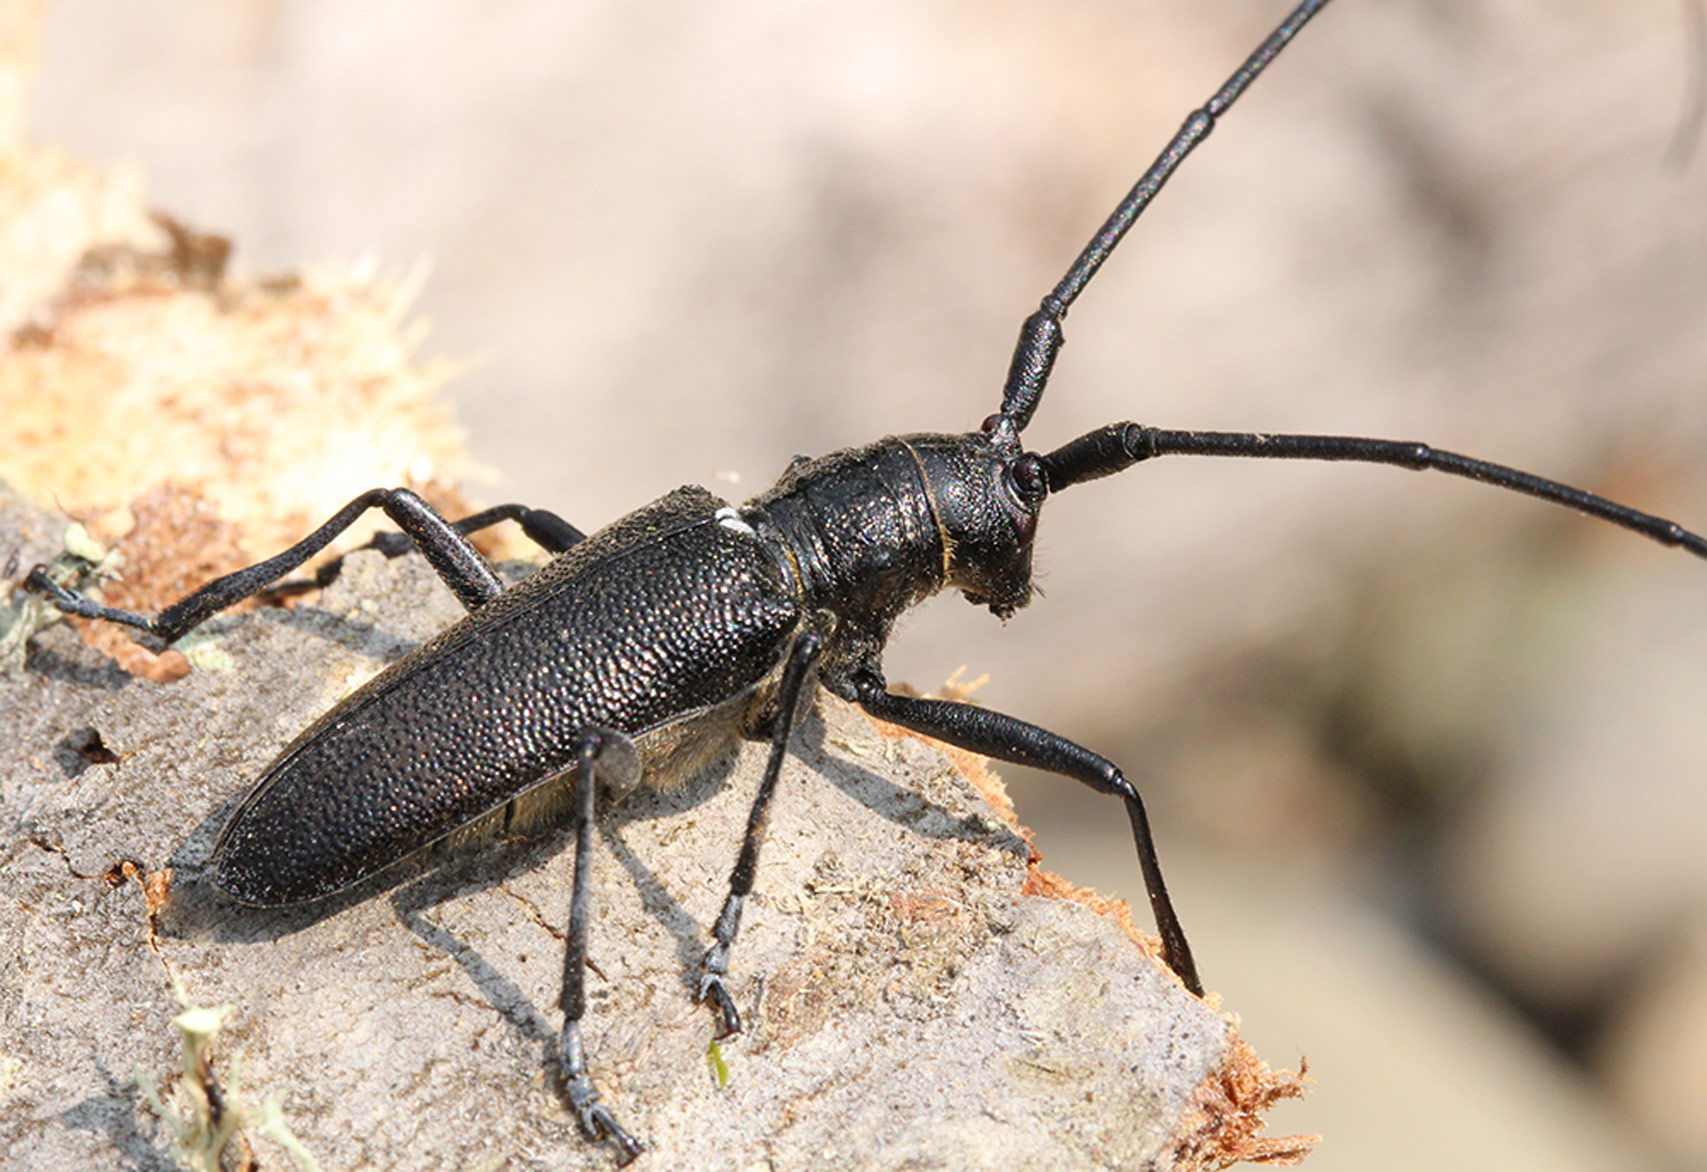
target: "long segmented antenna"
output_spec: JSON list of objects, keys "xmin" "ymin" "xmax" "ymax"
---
[
  {"xmin": 1038, "ymin": 423, "xmax": 1707, "ymax": 562},
  {"xmin": 998, "ymin": 0, "xmax": 1333, "ymax": 431},
  {"xmin": 995, "ymin": 0, "xmax": 1707, "ymax": 567}
]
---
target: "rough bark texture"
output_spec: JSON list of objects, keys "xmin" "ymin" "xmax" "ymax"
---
[{"xmin": 1, "ymin": 486, "xmax": 1308, "ymax": 1171}]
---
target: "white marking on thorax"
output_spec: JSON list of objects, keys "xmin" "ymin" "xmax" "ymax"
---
[{"xmin": 715, "ymin": 507, "xmax": 757, "ymax": 538}]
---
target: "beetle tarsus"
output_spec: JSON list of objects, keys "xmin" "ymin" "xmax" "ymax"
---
[
  {"xmin": 559, "ymin": 1022, "xmax": 644, "ymax": 1163},
  {"xmin": 697, "ymin": 969, "xmax": 743, "ymax": 1039},
  {"xmin": 697, "ymin": 937, "xmax": 744, "ymax": 1035}
]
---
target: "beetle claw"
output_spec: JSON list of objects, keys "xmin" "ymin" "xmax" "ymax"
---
[
  {"xmin": 563, "ymin": 1073, "xmax": 644, "ymax": 1162},
  {"xmin": 698, "ymin": 973, "xmax": 743, "ymax": 1038},
  {"xmin": 586, "ymin": 1105, "xmax": 644, "ymax": 1165}
]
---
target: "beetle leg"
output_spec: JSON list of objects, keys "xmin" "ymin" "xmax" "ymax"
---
[
  {"xmin": 480, "ymin": 503, "xmax": 585, "ymax": 555},
  {"xmin": 558, "ymin": 727, "xmax": 644, "ymax": 1163},
  {"xmin": 263, "ymin": 502, "xmax": 585, "ymax": 601},
  {"xmin": 698, "ymin": 629, "xmax": 824, "ymax": 1037},
  {"xmin": 21, "ymin": 487, "xmax": 507, "ymax": 646},
  {"xmin": 849, "ymin": 672, "xmax": 1203, "ymax": 998},
  {"xmin": 305, "ymin": 502, "xmax": 585, "ymax": 588}
]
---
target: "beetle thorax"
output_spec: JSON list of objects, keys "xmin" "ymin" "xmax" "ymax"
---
[
  {"xmin": 747, "ymin": 439, "xmax": 945, "ymax": 626},
  {"xmin": 745, "ymin": 433, "xmax": 1041, "ymax": 685}
]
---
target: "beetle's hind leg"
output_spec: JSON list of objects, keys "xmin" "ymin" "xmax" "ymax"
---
[
  {"xmin": 699, "ymin": 629, "xmax": 824, "ymax": 1037},
  {"xmin": 20, "ymin": 487, "xmax": 513, "ymax": 646},
  {"xmin": 289, "ymin": 501, "xmax": 586, "ymax": 596},
  {"xmin": 557, "ymin": 727, "xmax": 645, "ymax": 1162},
  {"xmin": 429, "ymin": 502, "xmax": 584, "ymax": 556},
  {"xmin": 847, "ymin": 671, "xmax": 1203, "ymax": 997}
]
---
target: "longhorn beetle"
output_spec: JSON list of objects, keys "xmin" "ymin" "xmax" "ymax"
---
[{"xmin": 21, "ymin": 0, "xmax": 1707, "ymax": 1161}]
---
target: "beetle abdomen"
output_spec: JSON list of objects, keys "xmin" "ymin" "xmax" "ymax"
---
[{"xmin": 213, "ymin": 486, "xmax": 800, "ymax": 905}]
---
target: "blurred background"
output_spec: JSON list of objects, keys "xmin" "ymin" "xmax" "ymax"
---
[{"xmin": 21, "ymin": 0, "xmax": 1707, "ymax": 1167}]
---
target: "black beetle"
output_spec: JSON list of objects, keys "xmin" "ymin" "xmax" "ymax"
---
[{"xmin": 21, "ymin": 0, "xmax": 1707, "ymax": 1161}]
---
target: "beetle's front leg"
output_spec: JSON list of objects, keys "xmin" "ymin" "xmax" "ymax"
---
[
  {"xmin": 847, "ymin": 670, "xmax": 1203, "ymax": 998},
  {"xmin": 698, "ymin": 629, "xmax": 823, "ymax": 1037},
  {"xmin": 558, "ymin": 729, "xmax": 644, "ymax": 1163}
]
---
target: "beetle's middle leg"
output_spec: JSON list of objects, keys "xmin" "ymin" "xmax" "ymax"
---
[
  {"xmin": 698, "ymin": 629, "xmax": 824, "ymax": 1037},
  {"xmin": 558, "ymin": 727, "xmax": 645, "ymax": 1163},
  {"xmin": 22, "ymin": 487, "xmax": 511, "ymax": 645},
  {"xmin": 846, "ymin": 671, "xmax": 1203, "ymax": 998}
]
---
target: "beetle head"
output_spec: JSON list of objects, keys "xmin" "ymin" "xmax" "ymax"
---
[{"xmin": 906, "ymin": 421, "xmax": 1048, "ymax": 620}]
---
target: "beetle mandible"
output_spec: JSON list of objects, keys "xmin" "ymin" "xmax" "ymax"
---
[{"xmin": 21, "ymin": 0, "xmax": 1707, "ymax": 1161}]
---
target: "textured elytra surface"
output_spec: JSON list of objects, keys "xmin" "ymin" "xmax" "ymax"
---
[
  {"xmin": 1, "ymin": 497, "xmax": 1240, "ymax": 1171},
  {"xmin": 215, "ymin": 484, "xmax": 800, "ymax": 905}
]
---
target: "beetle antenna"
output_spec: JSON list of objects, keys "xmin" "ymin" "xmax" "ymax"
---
[
  {"xmin": 1039, "ymin": 422, "xmax": 1707, "ymax": 560},
  {"xmin": 996, "ymin": 0, "xmax": 1333, "ymax": 434}
]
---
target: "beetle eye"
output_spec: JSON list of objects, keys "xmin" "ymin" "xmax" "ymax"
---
[{"xmin": 1009, "ymin": 455, "xmax": 1047, "ymax": 504}]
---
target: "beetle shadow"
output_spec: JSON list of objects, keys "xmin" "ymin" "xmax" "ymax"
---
[
  {"xmin": 375, "ymin": 749, "xmax": 753, "ymax": 1067},
  {"xmin": 388, "ymin": 892, "xmax": 560, "ymax": 1052},
  {"xmin": 263, "ymin": 603, "xmax": 420, "ymax": 666},
  {"xmin": 258, "ymin": 553, "xmax": 545, "ymax": 663},
  {"xmin": 578, "ymin": 704, "xmax": 1034, "ymax": 981},
  {"xmin": 19, "ymin": 627, "xmax": 135, "ymax": 690},
  {"xmin": 59, "ymin": 1054, "xmax": 179, "ymax": 1172},
  {"xmin": 364, "ymin": 706, "xmax": 1037, "ymax": 1055},
  {"xmin": 790, "ymin": 707, "xmax": 1032, "ymax": 862},
  {"xmin": 152, "ymin": 698, "xmax": 1031, "ymax": 1069}
]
